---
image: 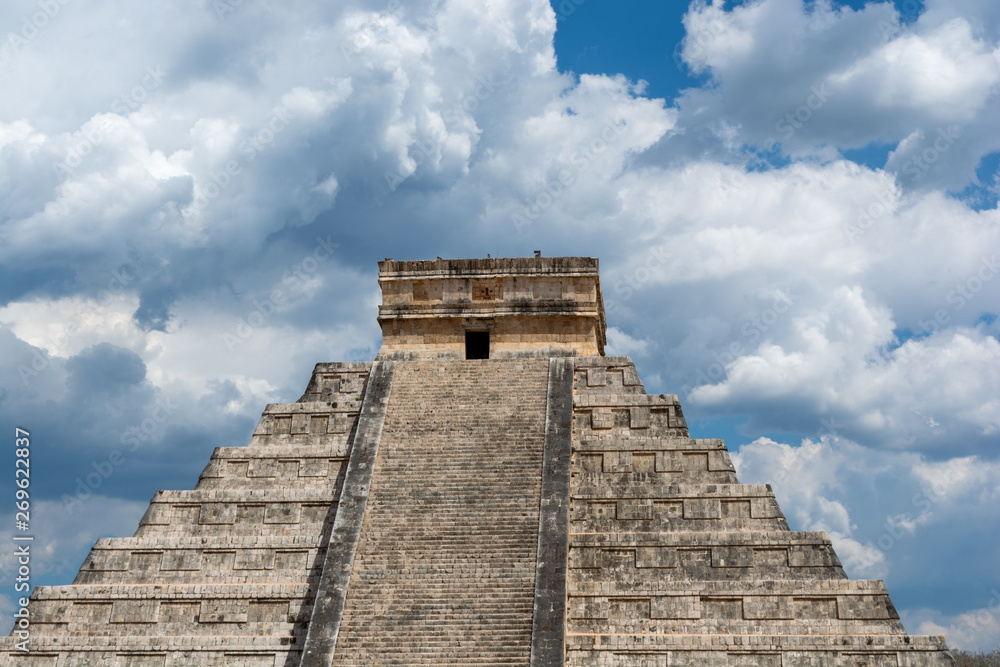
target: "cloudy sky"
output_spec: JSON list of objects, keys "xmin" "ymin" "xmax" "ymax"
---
[{"xmin": 1, "ymin": 0, "xmax": 999, "ymax": 649}]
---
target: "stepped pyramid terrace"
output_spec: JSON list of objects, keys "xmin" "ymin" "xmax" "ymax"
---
[{"xmin": 4, "ymin": 256, "xmax": 956, "ymax": 666}]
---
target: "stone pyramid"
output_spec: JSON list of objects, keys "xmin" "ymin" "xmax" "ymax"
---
[{"xmin": 3, "ymin": 256, "xmax": 955, "ymax": 666}]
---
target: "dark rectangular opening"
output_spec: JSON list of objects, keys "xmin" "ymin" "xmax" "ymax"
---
[{"xmin": 465, "ymin": 331, "xmax": 490, "ymax": 359}]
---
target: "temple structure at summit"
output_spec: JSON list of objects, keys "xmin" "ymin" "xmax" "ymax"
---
[{"xmin": 4, "ymin": 256, "xmax": 955, "ymax": 665}]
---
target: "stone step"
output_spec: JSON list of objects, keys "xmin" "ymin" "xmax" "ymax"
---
[
  {"xmin": 568, "ymin": 530, "xmax": 846, "ymax": 581},
  {"xmin": 574, "ymin": 393, "xmax": 683, "ymax": 409},
  {"xmin": 572, "ymin": 482, "xmax": 776, "ymax": 498},
  {"xmin": 24, "ymin": 583, "xmax": 312, "ymax": 638},
  {"xmin": 573, "ymin": 436, "xmax": 739, "ymax": 484},
  {"xmin": 571, "ymin": 483, "xmax": 788, "ymax": 533},
  {"xmin": 339, "ymin": 586, "xmax": 536, "ymax": 596},
  {"xmin": 339, "ymin": 615, "xmax": 535, "ymax": 626},
  {"xmin": 574, "ymin": 470, "xmax": 741, "ymax": 485},
  {"xmin": 249, "ymin": 401, "xmax": 362, "ymax": 448},
  {"xmin": 573, "ymin": 393, "xmax": 688, "ymax": 438},
  {"xmin": 573, "ymin": 357, "xmax": 646, "ymax": 395},
  {"xmin": 569, "ymin": 578, "xmax": 897, "ymax": 595},
  {"xmin": 74, "ymin": 536, "xmax": 326, "ymax": 585},
  {"xmin": 565, "ymin": 632, "xmax": 954, "ymax": 667},
  {"xmin": 578, "ymin": 436, "xmax": 732, "ymax": 451},
  {"xmin": 135, "ymin": 488, "xmax": 336, "ymax": 539},
  {"xmin": 0, "ymin": 635, "xmax": 299, "ymax": 666},
  {"xmin": 567, "ymin": 579, "xmax": 906, "ymax": 635},
  {"xmin": 196, "ymin": 444, "xmax": 349, "ymax": 490},
  {"xmin": 197, "ymin": 462, "xmax": 346, "ymax": 491},
  {"xmin": 296, "ymin": 361, "xmax": 372, "ymax": 403}
]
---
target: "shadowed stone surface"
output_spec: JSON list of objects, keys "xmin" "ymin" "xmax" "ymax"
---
[{"xmin": 531, "ymin": 357, "xmax": 575, "ymax": 666}]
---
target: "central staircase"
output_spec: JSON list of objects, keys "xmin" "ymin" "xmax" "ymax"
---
[{"xmin": 330, "ymin": 359, "xmax": 551, "ymax": 666}]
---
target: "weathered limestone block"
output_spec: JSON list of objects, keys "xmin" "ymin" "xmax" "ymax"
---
[
  {"xmin": 742, "ymin": 595, "xmax": 795, "ymax": 620},
  {"xmin": 133, "ymin": 489, "xmax": 335, "ymax": 539},
  {"xmin": 556, "ymin": 531, "xmax": 846, "ymax": 581},
  {"xmin": 685, "ymin": 498, "xmax": 722, "ymax": 519},
  {"xmin": 74, "ymin": 535, "xmax": 324, "ymax": 586},
  {"xmin": 635, "ymin": 546, "xmax": 680, "ymax": 569},
  {"xmin": 565, "ymin": 632, "xmax": 956, "ymax": 667},
  {"xmin": 713, "ymin": 546, "xmax": 754, "ymax": 568},
  {"xmin": 234, "ymin": 549, "xmax": 276, "ymax": 570},
  {"xmin": 109, "ymin": 600, "xmax": 160, "ymax": 624},
  {"xmin": 650, "ymin": 595, "xmax": 701, "ymax": 619},
  {"xmin": 789, "ymin": 544, "xmax": 842, "ymax": 568},
  {"xmin": 575, "ymin": 393, "xmax": 689, "ymax": 440},
  {"xmin": 837, "ymin": 594, "xmax": 899, "ymax": 620},
  {"xmin": 1, "ymin": 636, "xmax": 297, "ymax": 666},
  {"xmin": 160, "ymin": 550, "xmax": 201, "ymax": 571},
  {"xmin": 296, "ymin": 361, "xmax": 372, "ymax": 402},
  {"xmin": 23, "ymin": 583, "xmax": 310, "ymax": 639},
  {"xmin": 570, "ymin": 597, "xmax": 610, "ymax": 620},
  {"xmin": 570, "ymin": 438, "xmax": 737, "ymax": 484},
  {"xmin": 251, "ymin": 402, "xmax": 362, "ymax": 448},
  {"xmin": 567, "ymin": 581, "xmax": 907, "ymax": 636},
  {"xmin": 200, "ymin": 600, "xmax": 249, "ymax": 623}
]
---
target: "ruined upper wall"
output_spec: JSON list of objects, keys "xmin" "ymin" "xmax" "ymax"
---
[{"xmin": 376, "ymin": 256, "xmax": 607, "ymax": 360}]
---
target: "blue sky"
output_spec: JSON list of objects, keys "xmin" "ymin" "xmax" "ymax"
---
[{"xmin": 1, "ymin": 0, "xmax": 999, "ymax": 649}]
